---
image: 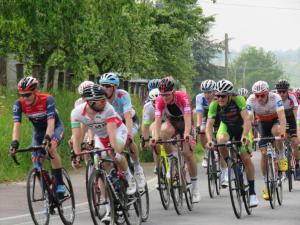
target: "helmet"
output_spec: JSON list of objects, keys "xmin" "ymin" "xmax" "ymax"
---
[
  {"xmin": 200, "ymin": 80, "xmax": 216, "ymax": 92},
  {"xmin": 159, "ymin": 76, "xmax": 175, "ymax": 93},
  {"xmin": 148, "ymin": 79, "xmax": 161, "ymax": 91},
  {"xmin": 238, "ymin": 88, "xmax": 249, "ymax": 97},
  {"xmin": 82, "ymin": 84, "xmax": 107, "ymax": 101},
  {"xmin": 17, "ymin": 76, "xmax": 38, "ymax": 92},
  {"xmin": 78, "ymin": 81, "xmax": 94, "ymax": 96},
  {"xmin": 275, "ymin": 79, "xmax": 290, "ymax": 90},
  {"xmin": 216, "ymin": 79, "xmax": 233, "ymax": 94},
  {"xmin": 98, "ymin": 72, "xmax": 119, "ymax": 86},
  {"xmin": 148, "ymin": 88, "xmax": 159, "ymax": 101},
  {"xmin": 252, "ymin": 81, "xmax": 269, "ymax": 94}
]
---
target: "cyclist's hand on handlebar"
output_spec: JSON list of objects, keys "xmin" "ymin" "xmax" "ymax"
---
[
  {"xmin": 241, "ymin": 136, "xmax": 249, "ymax": 146},
  {"xmin": 9, "ymin": 140, "xmax": 19, "ymax": 156},
  {"xmin": 81, "ymin": 140, "xmax": 94, "ymax": 151},
  {"xmin": 206, "ymin": 140, "xmax": 214, "ymax": 150},
  {"xmin": 71, "ymin": 151, "xmax": 81, "ymax": 169},
  {"xmin": 42, "ymin": 134, "xmax": 52, "ymax": 150}
]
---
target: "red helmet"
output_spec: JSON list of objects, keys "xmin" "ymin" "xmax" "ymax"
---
[
  {"xmin": 159, "ymin": 76, "xmax": 175, "ymax": 93},
  {"xmin": 18, "ymin": 76, "xmax": 38, "ymax": 92}
]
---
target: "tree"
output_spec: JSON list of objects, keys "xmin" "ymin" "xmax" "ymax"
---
[{"xmin": 230, "ymin": 47, "xmax": 284, "ymax": 91}]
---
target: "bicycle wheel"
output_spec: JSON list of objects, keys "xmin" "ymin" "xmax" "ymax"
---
[
  {"xmin": 266, "ymin": 155, "xmax": 276, "ymax": 209},
  {"xmin": 286, "ymin": 145, "xmax": 293, "ymax": 192},
  {"xmin": 241, "ymin": 172, "xmax": 252, "ymax": 215},
  {"xmin": 207, "ymin": 150, "xmax": 216, "ymax": 198},
  {"xmin": 277, "ymin": 171, "xmax": 283, "ymax": 206},
  {"xmin": 27, "ymin": 169, "xmax": 50, "ymax": 225},
  {"xmin": 87, "ymin": 170, "xmax": 115, "ymax": 225},
  {"xmin": 170, "ymin": 157, "xmax": 183, "ymax": 215},
  {"xmin": 140, "ymin": 183, "xmax": 150, "ymax": 222},
  {"xmin": 228, "ymin": 160, "xmax": 242, "ymax": 219},
  {"xmin": 157, "ymin": 157, "xmax": 170, "ymax": 210},
  {"xmin": 215, "ymin": 151, "xmax": 221, "ymax": 196},
  {"xmin": 86, "ymin": 160, "xmax": 94, "ymax": 196},
  {"xmin": 123, "ymin": 180, "xmax": 142, "ymax": 225},
  {"xmin": 58, "ymin": 168, "xmax": 76, "ymax": 225}
]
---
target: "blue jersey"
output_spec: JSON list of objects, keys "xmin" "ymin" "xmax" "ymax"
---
[
  {"xmin": 195, "ymin": 93, "xmax": 209, "ymax": 118},
  {"xmin": 111, "ymin": 89, "xmax": 135, "ymax": 119}
]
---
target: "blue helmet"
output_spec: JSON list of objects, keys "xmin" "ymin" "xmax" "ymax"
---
[
  {"xmin": 98, "ymin": 72, "xmax": 120, "ymax": 86},
  {"xmin": 148, "ymin": 79, "xmax": 161, "ymax": 91}
]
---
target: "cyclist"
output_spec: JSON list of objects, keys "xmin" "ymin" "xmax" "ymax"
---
[
  {"xmin": 238, "ymin": 87, "xmax": 249, "ymax": 99},
  {"xmin": 10, "ymin": 76, "xmax": 65, "ymax": 197},
  {"xmin": 275, "ymin": 80, "xmax": 300, "ymax": 180},
  {"xmin": 152, "ymin": 76, "xmax": 201, "ymax": 203},
  {"xmin": 71, "ymin": 84, "xmax": 136, "ymax": 223},
  {"xmin": 206, "ymin": 79, "xmax": 258, "ymax": 207},
  {"xmin": 141, "ymin": 88, "xmax": 160, "ymax": 173},
  {"xmin": 98, "ymin": 72, "xmax": 146, "ymax": 189},
  {"xmin": 247, "ymin": 80, "xmax": 287, "ymax": 200}
]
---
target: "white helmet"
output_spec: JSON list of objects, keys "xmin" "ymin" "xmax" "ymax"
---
[
  {"xmin": 148, "ymin": 88, "xmax": 159, "ymax": 101},
  {"xmin": 238, "ymin": 88, "xmax": 249, "ymax": 97},
  {"xmin": 252, "ymin": 81, "xmax": 269, "ymax": 94},
  {"xmin": 78, "ymin": 81, "xmax": 94, "ymax": 96},
  {"xmin": 216, "ymin": 79, "xmax": 233, "ymax": 94},
  {"xmin": 200, "ymin": 80, "xmax": 216, "ymax": 92}
]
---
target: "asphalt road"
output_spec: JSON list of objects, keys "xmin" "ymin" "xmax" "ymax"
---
[{"xmin": 1, "ymin": 152, "xmax": 300, "ymax": 225}]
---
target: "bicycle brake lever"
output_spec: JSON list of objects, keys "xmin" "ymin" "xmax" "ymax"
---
[{"xmin": 11, "ymin": 155, "xmax": 20, "ymax": 165}]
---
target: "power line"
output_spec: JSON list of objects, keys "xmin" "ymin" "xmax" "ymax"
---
[{"xmin": 199, "ymin": 0, "xmax": 300, "ymax": 12}]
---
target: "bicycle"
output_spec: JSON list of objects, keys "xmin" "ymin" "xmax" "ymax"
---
[
  {"xmin": 284, "ymin": 137, "xmax": 296, "ymax": 192},
  {"xmin": 77, "ymin": 147, "xmax": 142, "ymax": 225},
  {"xmin": 213, "ymin": 141, "xmax": 252, "ymax": 219},
  {"xmin": 156, "ymin": 137, "xmax": 193, "ymax": 215},
  {"xmin": 207, "ymin": 144, "xmax": 221, "ymax": 198},
  {"xmin": 124, "ymin": 138, "xmax": 150, "ymax": 222},
  {"xmin": 11, "ymin": 146, "xmax": 75, "ymax": 225},
  {"xmin": 254, "ymin": 136, "xmax": 284, "ymax": 209}
]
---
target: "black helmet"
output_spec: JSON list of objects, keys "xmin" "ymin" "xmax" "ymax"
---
[
  {"xmin": 82, "ymin": 84, "xmax": 107, "ymax": 101},
  {"xmin": 275, "ymin": 79, "xmax": 290, "ymax": 90}
]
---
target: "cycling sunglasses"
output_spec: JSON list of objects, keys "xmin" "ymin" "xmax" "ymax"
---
[
  {"xmin": 215, "ymin": 94, "xmax": 227, "ymax": 99},
  {"xmin": 101, "ymin": 84, "xmax": 114, "ymax": 88},
  {"xmin": 20, "ymin": 92, "xmax": 33, "ymax": 98},
  {"xmin": 255, "ymin": 93, "xmax": 267, "ymax": 98}
]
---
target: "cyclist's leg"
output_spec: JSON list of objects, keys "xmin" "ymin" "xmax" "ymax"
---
[
  {"xmin": 150, "ymin": 122, "xmax": 159, "ymax": 173},
  {"xmin": 287, "ymin": 116, "xmax": 300, "ymax": 178},
  {"xmin": 160, "ymin": 120, "xmax": 176, "ymax": 169},
  {"xmin": 271, "ymin": 122, "xmax": 287, "ymax": 171},
  {"xmin": 200, "ymin": 121, "xmax": 209, "ymax": 167}
]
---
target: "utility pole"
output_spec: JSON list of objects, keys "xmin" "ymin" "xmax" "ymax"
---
[
  {"xmin": 242, "ymin": 61, "xmax": 247, "ymax": 88},
  {"xmin": 225, "ymin": 33, "xmax": 229, "ymax": 78}
]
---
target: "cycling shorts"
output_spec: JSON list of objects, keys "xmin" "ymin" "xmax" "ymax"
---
[{"xmin": 257, "ymin": 119, "xmax": 279, "ymax": 148}]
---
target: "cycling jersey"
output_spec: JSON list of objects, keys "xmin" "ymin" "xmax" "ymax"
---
[
  {"xmin": 297, "ymin": 106, "xmax": 300, "ymax": 126},
  {"xmin": 111, "ymin": 89, "xmax": 135, "ymax": 119},
  {"xmin": 71, "ymin": 102, "xmax": 123, "ymax": 138},
  {"xmin": 195, "ymin": 93, "xmax": 209, "ymax": 118},
  {"xmin": 13, "ymin": 93, "xmax": 62, "ymax": 131},
  {"xmin": 143, "ymin": 101, "xmax": 155, "ymax": 126},
  {"xmin": 155, "ymin": 91, "xmax": 191, "ymax": 119},
  {"xmin": 281, "ymin": 92, "xmax": 298, "ymax": 117},
  {"xmin": 74, "ymin": 97, "xmax": 85, "ymax": 107},
  {"xmin": 246, "ymin": 92, "xmax": 284, "ymax": 121},
  {"xmin": 208, "ymin": 96, "xmax": 246, "ymax": 129}
]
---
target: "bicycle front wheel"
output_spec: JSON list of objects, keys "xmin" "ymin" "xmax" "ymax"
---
[
  {"xmin": 85, "ymin": 160, "xmax": 94, "ymax": 196},
  {"xmin": 266, "ymin": 155, "xmax": 277, "ymax": 209},
  {"xmin": 286, "ymin": 145, "xmax": 293, "ymax": 192},
  {"xmin": 277, "ymin": 171, "xmax": 283, "ymax": 206},
  {"xmin": 157, "ymin": 157, "xmax": 170, "ymax": 210},
  {"xmin": 140, "ymin": 183, "xmax": 150, "ymax": 222},
  {"xmin": 58, "ymin": 168, "xmax": 76, "ymax": 225},
  {"xmin": 207, "ymin": 150, "xmax": 216, "ymax": 198},
  {"xmin": 27, "ymin": 168, "xmax": 50, "ymax": 225},
  {"xmin": 170, "ymin": 157, "xmax": 183, "ymax": 215},
  {"xmin": 228, "ymin": 160, "xmax": 242, "ymax": 219},
  {"xmin": 87, "ymin": 170, "xmax": 115, "ymax": 225}
]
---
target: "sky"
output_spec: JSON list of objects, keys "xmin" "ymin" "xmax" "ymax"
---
[{"xmin": 198, "ymin": 0, "xmax": 300, "ymax": 51}]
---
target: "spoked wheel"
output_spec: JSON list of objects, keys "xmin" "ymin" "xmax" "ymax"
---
[
  {"xmin": 183, "ymin": 163, "xmax": 193, "ymax": 211},
  {"xmin": 140, "ymin": 183, "xmax": 150, "ymax": 222},
  {"xmin": 215, "ymin": 151, "xmax": 221, "ymax": 196},
  {"xmin": 266, "ymin": 156, "xmax": 277, "ymax": 209},
  {"xmin": 286, "ymin": 147, "xmax": 293, "ymax": 192},
  {"xmin": 123, "ymin": 182, "xmax": 142, "ymax": 225},
  {"xmin": 170, "ymin": 157, "xmax": 183, "ymax": 215},
  {"xmin": 27, "ymin": 169, "xmax": 50, "ymax": 225},
  {"xmin": 207, "ymin": 150, "xmax": 216, "ymax": 198},
  {"xmin": 87, "ymin": 170, "xmax": 115, "ymax": 225},
  {"xmin": 277, "ymin": 171, "xmax": 283, "ymax": 206},
  {"xmin": 228, "ymin": 160, "xmax": 242, "ymax": 219},
  {"xmin": 157, "ymin": 157, "xmax": 170, "ymax": 210},
  {"xmin": 184, "ymin": 186, "xmax": 193, "ymax": 211},
  {"xmin": 85, "ymin": 160, "xmax": 94, "ymax": 196},
  {"xmin": 242, "ymin": 179, "xmax": 252, "ymax": 215},
  {"xmin": 58, "ymin": 169, "xmax": 75, "ymax": 225}
]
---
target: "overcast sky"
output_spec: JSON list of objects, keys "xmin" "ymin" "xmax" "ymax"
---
[{"xmin": 199, "ymin": 0, "xmax": 300, "ymax": 51}]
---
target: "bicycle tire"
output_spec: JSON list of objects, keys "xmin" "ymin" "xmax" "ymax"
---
[
  {"xmin": 286, "ymin": 144, "xmax": 293, "ymax": 192},
  {"xmin": 87, "ymin": 170, "xmax": 115, "ymax": 225},
  {"xmin": 58, "ymin": 168, "xmax": 76, "ymax": 225},
  {"xmin": 183, "ymin": 162, "xmax": 193, "ymax": 211},
  {"xmin": 207, "ymin": 150, "xmax": 216, "ymax": 198},
  {"xmin": 266, "ymin": 155, "xmax": 276, "ymax": 209},
  {"xmin": 241, "ymin": 167, "xmax": 252, "ymax": 215},
  {"xmin": 140, "ymin": 183, "xmax": 150, "ymax": 221},
  {"xmin": 157, "ymin": 157, "xmax": 170, "ymax": 210},
  {"xmin": 215, "ymin": 151, "xmax": 221, "ymax": 196},
  {"xmin": 228, "ymin": 160, "xmax": 242, "ymax": 219},
  {"xmin": 277, "ymin": 171, "xmax": 283, "ymax": 206},
  {"xmin": 85, "ymin": 160, "xmax": 94, "ymax": 196},
  {"xmin": 170, "ymin": 157, "xmax": 183, "ymax": 215},
  {"xmin": 27, "ymin": 168, "xmax": 50, "ymax": 225}
]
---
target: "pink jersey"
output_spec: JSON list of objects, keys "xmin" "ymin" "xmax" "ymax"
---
[{"xmin": 155, "ymin": 91, "xmax": 191, "ymax": 119}]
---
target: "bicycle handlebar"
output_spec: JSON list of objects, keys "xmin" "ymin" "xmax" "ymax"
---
[
  {"xmin": 11, "ymin": 146, "xmax": 53, "ymax": 165},
  {"xmin": 75, "ymin": 147, "xmax": 114, "ymax": 156},
  {"xmin": 253, "ymin": 136, "xmax": 283, "ymax": 143},
  {"xmin": 213, "ymin": 140, "xmax": 242, "ymax": 148}
]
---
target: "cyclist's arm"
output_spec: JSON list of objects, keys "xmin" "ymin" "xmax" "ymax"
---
[
  {"xmin": 241, "ymin": 109, "xmax": 251, "ymax": 137},
  {"xmin": 71, "ymin": 126, "xmax": 82, "ymax": 155},
  {"xmin": 183, "ymin": 113, "xmax": 192, "ymax": 137},
  {"xmin": 107, "ymin": 121, "xmax": 121, "ymax": 152},
  {"xmin": 196, "ymin": 112, "xmax": 203, "ymax": 128},
  {"xmin": 12, "ymin": 100, "xmax": 22, "ymax": 141},
  {"xmin": 154, "ymin": 117, "xmax": 162, "ymax": 140},
  {"xmin": 12, "ymin": 122, "xmax": 21, "ymax": 141},
  {"xmin": 46, "ymin": 96, "xmax": 57, "ymax": 137},
  {"xmin": 124, "ymin": 111, "xmax": 133, "ymax": 138},
  {"xmin": 142, "ymin": 123, "xmax": 150, "ymax": 140},
  {"xmin": 45, "ymin": 118, "xmax": 55, "ymax": 138},
  {"xmin": 206, "ymin": 118, "xmax": 215, "ymax": 142},
  {"xmin": 277, "ymin": 109, "xmax": 287, "ymax": 135},
  {"xmin": 293, "ymin": 106, "xmax": 297, "ymax": 120}
]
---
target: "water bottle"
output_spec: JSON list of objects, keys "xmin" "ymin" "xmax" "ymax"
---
[{"xmin": 109, "ymin": 168, "xmax": 120, "ymax": 192}]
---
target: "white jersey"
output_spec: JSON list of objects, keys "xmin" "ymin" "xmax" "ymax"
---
[
  {"xmin": 195, "ymin": 93, "xmax": 209, "ymax": 117},
  {"xmin": 74, "ymin": 98, "xmax": 85, "ymax": 107},
  {"xmin": 143, "ymin": 101, "xmax": 155, "ymax": 126},
  {"xmin": 246, "ymin": 92, "xmax": 284, "ymax": 121},
  {"xmin": 71, "ymin": 102, "xmax": 123, "ymax": 138}
]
